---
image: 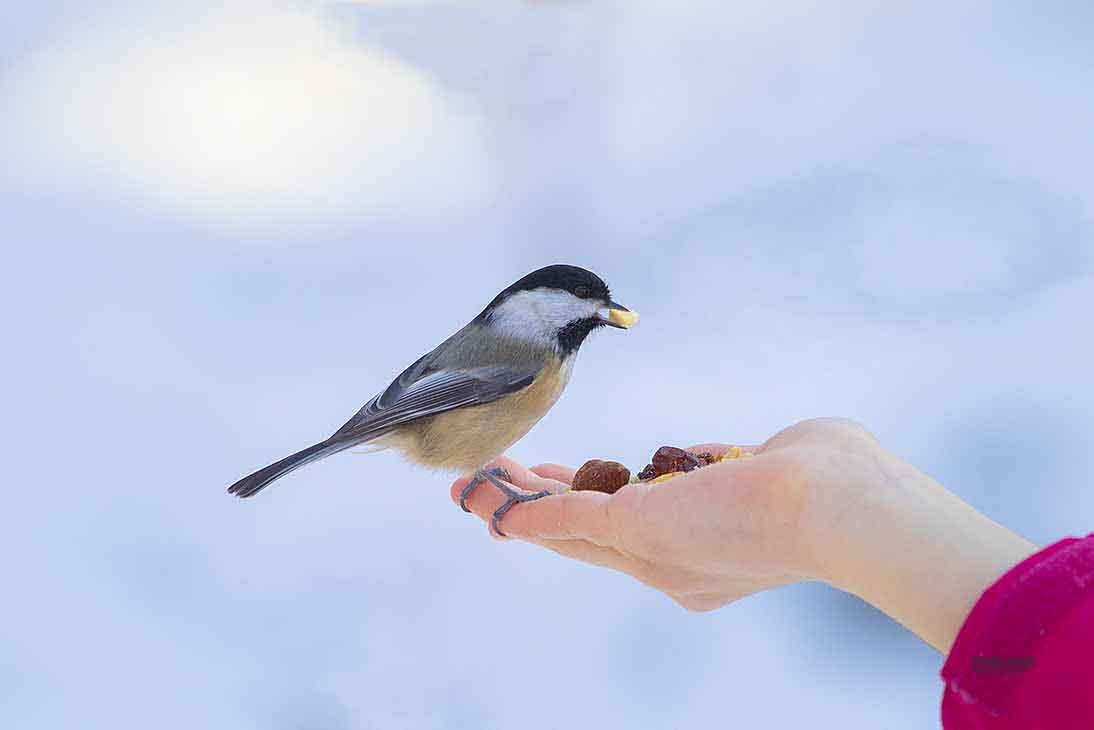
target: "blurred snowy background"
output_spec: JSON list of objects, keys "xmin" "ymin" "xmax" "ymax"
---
[{"xmin": 3, "ymin": 2, "xmax": 1093, "ymax": 727}]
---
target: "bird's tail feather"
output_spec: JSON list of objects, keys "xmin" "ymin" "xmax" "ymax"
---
[{"xmin": 227, "ymin": 438, "xmax": 359, "ymax": 499}]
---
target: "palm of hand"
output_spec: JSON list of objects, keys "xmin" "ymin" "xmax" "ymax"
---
[{"xmin": 452, "ymin": 418, "xmax": 877, "ymax": 611}]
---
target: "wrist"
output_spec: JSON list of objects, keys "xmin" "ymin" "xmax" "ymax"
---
[{"xmin": 805, "ymin": 448, "xmax": 1037, "ymax": 652}]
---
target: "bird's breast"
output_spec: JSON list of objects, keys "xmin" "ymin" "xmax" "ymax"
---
[{"xmin": 384, "ymin": 355, "xmax": 574, "ymax": 474}]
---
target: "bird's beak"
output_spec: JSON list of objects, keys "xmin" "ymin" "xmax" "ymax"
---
[{"xmin": 600, "ymin": 301, "xmax": 639, "ymax": 329}]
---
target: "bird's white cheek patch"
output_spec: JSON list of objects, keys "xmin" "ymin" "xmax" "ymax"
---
[{"xmin": 489, "ymin": 289, "xmax": 600, "ymax": 346}]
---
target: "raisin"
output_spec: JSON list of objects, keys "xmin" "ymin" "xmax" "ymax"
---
[
  {"xmin": 650, "ymin": 446, "xmax": 702, "ymax": 475},
  {"xmin": 572, "ymin": 460, "xmax": 631, "ymax": 494}
]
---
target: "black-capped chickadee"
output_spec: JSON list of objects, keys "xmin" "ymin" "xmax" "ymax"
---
[{"xmin": 227, "ymin": 264, "xmax": 638, "ymax": 533}]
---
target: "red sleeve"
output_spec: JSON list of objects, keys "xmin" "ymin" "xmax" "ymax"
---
[{"xmin": 941, "ymin": 534, "xmax": 1094, "ymax": 729}]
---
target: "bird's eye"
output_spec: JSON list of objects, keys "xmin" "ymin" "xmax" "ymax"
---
[{"xmin": 574, "ymin": 286, "xmax": 590, "ymax": 298}]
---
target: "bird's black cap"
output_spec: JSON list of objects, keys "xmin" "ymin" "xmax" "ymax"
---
[{"xmin": 483, "ymin": 264, "xmax": 611, "ymax": 313}]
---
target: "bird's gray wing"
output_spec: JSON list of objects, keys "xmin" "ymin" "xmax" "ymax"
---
[{"xmin": 329, "ymin": 356, "xmax": 540, "ymax": 442}]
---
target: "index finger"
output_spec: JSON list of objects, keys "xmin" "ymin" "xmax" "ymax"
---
[
  {"xmin": 529, "ymin": 463, "xmax": 576, "ymax": 485},
  {"xmin": 448, "ymin": 456, "xmax": 568, "ymax": 508},
  {"xmin": 490, "ymin": 489, "xmax": 618, "ymax": 547}
]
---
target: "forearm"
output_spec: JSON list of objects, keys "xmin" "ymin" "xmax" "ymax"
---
[{"xmin": 813, "ymin": 454, "xmax": 1037, "ymax": 653}]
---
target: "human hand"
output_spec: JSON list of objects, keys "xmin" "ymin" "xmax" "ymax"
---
[
  {"xmin": 452, "ymin": 418, "xmax": 866, "ymax": 611},
  {"xmin": 452, "ymin": 418, "xmax": 1036, "ymax": 651}
]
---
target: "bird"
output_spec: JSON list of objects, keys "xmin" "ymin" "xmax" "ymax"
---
[{"xmin": 227, "ymin": 264, "xmax": 638, "ymax": 534}]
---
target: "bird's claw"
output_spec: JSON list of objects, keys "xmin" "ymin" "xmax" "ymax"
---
[
  {"xmin": 462, "ymin": 466, "xmax": 551, "ymax": 536},
  {"xmin": 459, "ymin": 466, "xmax": 512, "ymax": 513},
  {"xmin": 491, "ymin": 488, "xmax": 551, "ymax": 537}
]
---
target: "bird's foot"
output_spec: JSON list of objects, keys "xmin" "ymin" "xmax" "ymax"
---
[
  {"xmin": 488, "ymin": 480, "xmax": 552, "ymax": 538},
  {"xmin": 459, "ymin": 466, "xmax": 512, "ymax": 513},
  {"xmin": 461, "ymin": 467, "xmax": 551, "ymax": 536}
]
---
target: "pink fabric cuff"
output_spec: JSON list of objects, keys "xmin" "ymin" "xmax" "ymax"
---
[{"xmin": 941, "ymin": 534, "xmax": 1094, "ymax": 727}]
